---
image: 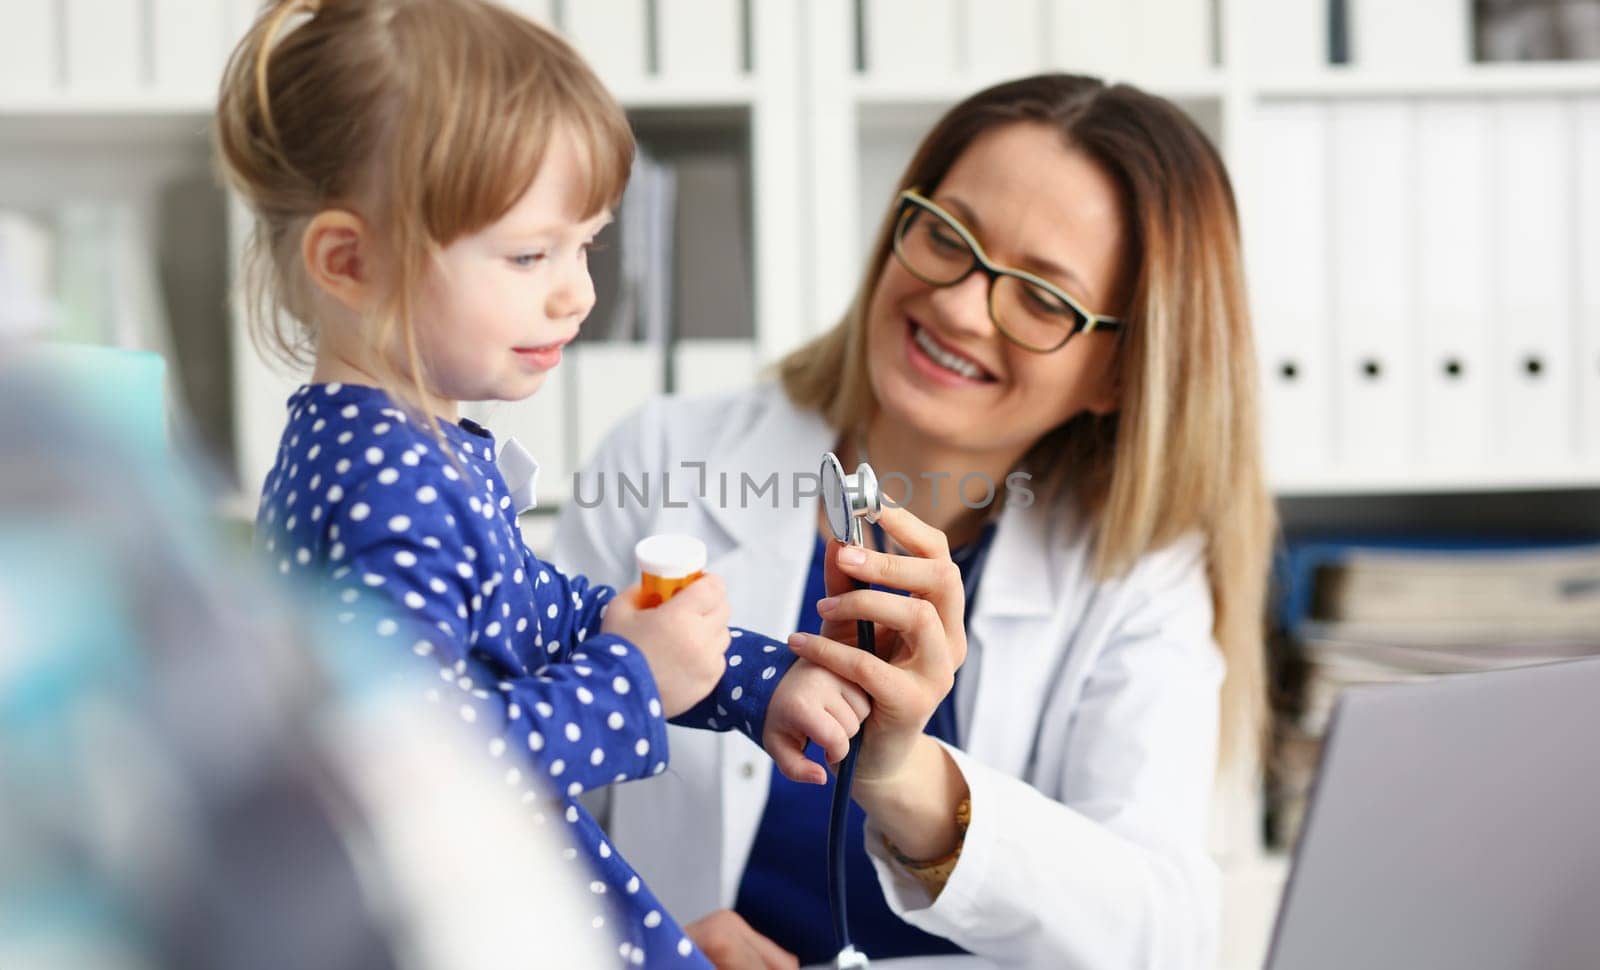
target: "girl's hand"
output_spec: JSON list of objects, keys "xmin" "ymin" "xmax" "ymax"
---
[
  {"xmin": 785, "ymin": 505, "xmax": 967, "ymax": 786},
  {"xmin": 762, "ymin": 658, "xmax": 872, "ymax": 785},
  {"xmin": 601, "ymin": 575, "xmax": 730, "ymax": 717}
]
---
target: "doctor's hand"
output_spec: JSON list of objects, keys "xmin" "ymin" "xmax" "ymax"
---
[
  {"xmin": 784, "ymin": 505, "xmax": 967, "ymax": 787},
  {"xmin": 684, "ymin": 909, "xmax": 799, "ymax": 970},
  {"xmin": 601, "ymin": 575, "xmax": 730, "ymax": 718},
  {"xmin": 762, "ymin": 658, "xmax": 872, "ymax": 785}
]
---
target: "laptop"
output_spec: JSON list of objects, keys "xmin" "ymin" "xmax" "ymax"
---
[{"xmin": 1265, "ymin": 655, "xmax": 1600, "ymax": 969}]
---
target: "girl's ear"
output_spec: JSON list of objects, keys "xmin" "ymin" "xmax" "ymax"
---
[{"xmin": 301, "ymin": 209, "xmax": 373, "ymax": 313}]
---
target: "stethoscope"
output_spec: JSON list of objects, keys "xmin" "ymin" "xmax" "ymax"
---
[{"xmin": 819, "ymin": 451, "xmax": 883, "ymax": 970}]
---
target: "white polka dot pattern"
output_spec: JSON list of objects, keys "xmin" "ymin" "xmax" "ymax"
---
[{"xmin": 257, "ymin": 383, "xmax": 797, "ymax": 969}]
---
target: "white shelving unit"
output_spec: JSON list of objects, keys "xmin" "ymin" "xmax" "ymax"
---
[
  {"xmin": 796, "ymin": 0, "xmax": 1600, "ymax": 499},
  {"xmin": 0, "ymin": 0, "xmax": 804, "ymax": 506},
  {"xmin": 795, "ymin": 2, "xmax": 1599, "ymax": 968},
  {"xmin": 6, "ymin": 1, "xmax": 1598, "ymax": 967}
]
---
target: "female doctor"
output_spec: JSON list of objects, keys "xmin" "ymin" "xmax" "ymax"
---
[{"xmin": 554, "ymin": 74, "xmax": 1274, "ymax": 968}]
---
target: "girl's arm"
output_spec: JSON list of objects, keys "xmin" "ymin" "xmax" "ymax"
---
[
  {"xmin": 548, "ymin": 399, "xmax": 802, "ymax": 745},
  {"xmin": 536, "ymin": 554, "xmax": 801, "ymax": 742},
  {"xmin": 327, "ymin": 482, "xmax": 671, "ymax": 795}
]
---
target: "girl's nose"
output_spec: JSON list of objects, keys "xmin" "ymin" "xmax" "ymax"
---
[{"xmin": 546, "ymin": 256, "xmax": 596, "ymax": 322}]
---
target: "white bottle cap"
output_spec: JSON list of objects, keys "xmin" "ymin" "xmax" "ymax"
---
[{"xmin": 634, "ymin": 534, "xmax": 707, "ymax": 579}]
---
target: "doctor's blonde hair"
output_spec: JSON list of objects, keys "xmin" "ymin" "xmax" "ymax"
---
[
  {"xmin": 215, "ymin": 0, "xmax": 633, "ymax": 425},
  {"xmin": 781, "ymin": 74, "xmax": 1274, "ymax": 763}
]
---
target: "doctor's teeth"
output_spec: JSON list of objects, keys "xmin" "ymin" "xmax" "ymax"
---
[{"xmin": 914, "ymin": 326, "xmax": 984, "ymax": 380}]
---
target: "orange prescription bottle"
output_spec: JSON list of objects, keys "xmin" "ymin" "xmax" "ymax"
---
[{"xmin": 633, "ymin": 534, "xmax": 707, "ymax": 608}]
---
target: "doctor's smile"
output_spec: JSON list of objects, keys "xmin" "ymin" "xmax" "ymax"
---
[{"xmin": 905, "ymin": 319, "xmax": 1000, "ymax": 386}]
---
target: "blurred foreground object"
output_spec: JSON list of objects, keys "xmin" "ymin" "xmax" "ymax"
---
[{"xmin": 0, "ymin": 354, "xmax": 613, "ymax": 969}]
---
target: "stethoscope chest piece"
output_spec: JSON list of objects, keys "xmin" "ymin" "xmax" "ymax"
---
[{"xmin": 821, "ymin": 451, "xmax": 881, "ymax": 547}]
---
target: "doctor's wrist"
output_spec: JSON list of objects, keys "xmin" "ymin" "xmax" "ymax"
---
[
  {"xmin": 852, "ymin": 734, "xmax": 969, "ymax": 860},
  {"xmin": 883, "ymin": 795, "xmax": 970, "ymax": 899}
]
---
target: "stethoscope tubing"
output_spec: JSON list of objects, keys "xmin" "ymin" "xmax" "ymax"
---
[
  {"xmin": 827, "ymin": 610, "xmax": 875, "ymax": 956},
  {"xmin": 821, "ymin": 451, "xmax": 879, "ymax": 968}
]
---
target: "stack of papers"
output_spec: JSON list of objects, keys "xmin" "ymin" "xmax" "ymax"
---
[{"xmin": 1266, "ymin": 539, "xmax": 1600, "ymax": 848}]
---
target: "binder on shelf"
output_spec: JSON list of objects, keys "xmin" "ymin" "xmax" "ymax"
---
[
  {"xmin": 864, "ymin": 0, "xmax": 958, "ymax": 78},
  {"xmin": 1347, "ymin": 0, "xmax": 1471, "ymax": 69},
  {"xmin": 1578, "ymin": 96, "xmax": 1600, "ymax": 462},
  {"xmin": 673, "ymin": 150, "xmax": 750, "ymax": 343},
  {"xmin": 498, "ymin": 0, "xmax": 556, "ymax": 26},
  {"xmin": 109, "ymin": 203, "xmax": 175, "ymax": 362},
  {"xmin": 1490, "ymin": 98, "xmax": 1575, "ymax": 464},
  {"xmin": 63, "ymin": 0, "xmax": 143, "ymax": 93},
  {"xmin": 1312, "ymin": 545, "xmax": 1600, "ymax": 629},
  {"xmin": 54, "ymin": 203, "xmax": 120, "ymax": 346},
  {"xmin": 658, "ymin": 0, "xmax": 743, "ymax": 81},
  {"xmin": 1480, "ymin": 3, "xmax": 1600, "ymax": 61},
  {"xmin": 472, "ymin": 362, "xmax": 573, "ymax": 508},
  {"xmin": 1048, "ymin": 0, "xmax": 1134, "ymax": 79},
  {"xmin": 0, "ymin": 212, "xmax": 55, "ymax": 335},
  {"xmin": 1328, "ymin": 0, "xmax": 1349, "ymax": 64},
  {"xmin": 152, "ymin": 0, "xmax": 231, "ymax": 98},
  {"xmin": 1243, "ymin": 0, "xmax": 1324, "ymax": 73},
  {"xmin": 47, "ymin": 201, "xmax": 180, "ymax": 431},
  {"xmin": 1132, "ymin": 0, "xmax": 1210, "ymax": 75},
  {"xmin": 570, "ymin": 342, "xmax": 664, "ymax": 479},
  {"xmin": 1275, "ymin": 536, "xmax": 1600, "ymax": 640},
  {"xmin": 561, "ymin": 0, "xmax": 648, "ymax": 84},
  {"xmin": 226, "ymin": 197, "xmax": 305, "ymax": 497},
  {"xmin": 671, "ymin": 339, "xmax": 758, "ymax": 397},
  {"xmin": 1247, "ymin": 101, "xmax": 1332, "ymax": 479},
  {"xmin": 227, "ymin": 0, "xmax": 265, "ymax": 39},
  {"xmin": 857, "ymin": 103, "xmax": 939, "ymax": 255},
  {"xmin": 1414, "ymin": 100, "xmax": 1491, "ymax": 468},
  {"xmin": 1328, "ymin": 100, "xmax": 1414, "ymax": 469},
  {"xmin": 1, "ymin": 1, "xmax": 58, "ymax": 96},
  {"xmin": 964, "ymin": 0, "xmax": 1043, "ymax": 81},
  {"xmin": 596, "ymin": 148, "xmax": 675, "ymax": 344}
]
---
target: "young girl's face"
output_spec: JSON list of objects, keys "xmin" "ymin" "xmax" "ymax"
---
[
  {"xmin": 864, "ymin": 122, "xmax": 1131, "ymax": 460},
  {"xmin": 411, "ymin": 127, "xmax": 611, "ymax": 409}
]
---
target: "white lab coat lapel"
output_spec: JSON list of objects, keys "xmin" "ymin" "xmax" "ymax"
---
[
  {"xmin": 694, "ymin": 389, "xmax": 833, "ymax": 623},
  {"xmin": 962, "ymin": 494, "xmax": 1086, "ymax": 776}
]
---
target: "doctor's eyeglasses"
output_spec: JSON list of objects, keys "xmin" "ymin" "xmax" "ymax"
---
[{"xmin": 890, "ymin": 189, "xmax": 1124, "ymax": 354}]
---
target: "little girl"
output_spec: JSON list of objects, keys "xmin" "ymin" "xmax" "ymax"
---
[{"xmin": 217, "ymin": 1, "xmax": 868, "ymax": 966}]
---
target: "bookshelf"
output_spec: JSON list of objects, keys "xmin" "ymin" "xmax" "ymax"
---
[
  {"xmin": 799, "ymin": 0, "xmax": 1600, "ymax": 503},
  {"xmin": 6, "ymin": 1, "xmax": 1598, "ymax": 967},
  {"xmin": 1250, "ymin": 61, "xmax": 1600, "ymax": 98},
  {"xmin": 0, "ymin": 0, "xmax": 801, "ymax": 502},
  {"xmin": 791, "ymin": 2, "xmax": 1600, "ymax": 968}
]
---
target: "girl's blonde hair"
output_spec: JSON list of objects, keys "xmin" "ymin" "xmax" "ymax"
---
[
  {"xmin": 781, "ymin": 74, "xmax": 1275, "ymax": 762},
  {"xmin": 215, "ymin": 0, "xmax": 634, "ymax": 423}
]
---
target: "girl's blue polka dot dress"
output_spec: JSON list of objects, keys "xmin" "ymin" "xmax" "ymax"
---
[{"xmin": 257, "ymin": 384, "xmax": 799, "ymax": 969}]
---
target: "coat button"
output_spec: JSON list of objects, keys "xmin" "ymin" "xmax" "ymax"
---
[{"xmin": 740, "ymin": 762, "xmax": 757, "ymax": 779}]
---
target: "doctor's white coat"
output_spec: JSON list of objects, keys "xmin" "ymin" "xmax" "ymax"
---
[{"xmin": 552, "ymin": 383, "xmax": 1224, "ymax": 970}]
